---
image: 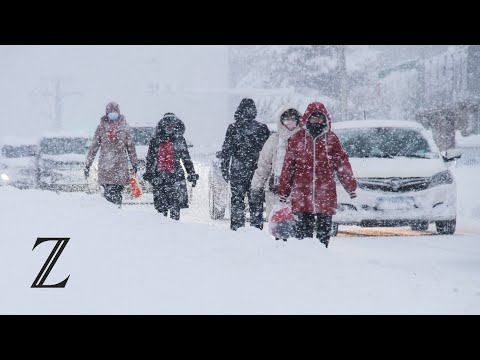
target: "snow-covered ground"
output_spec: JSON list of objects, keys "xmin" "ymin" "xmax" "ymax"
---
[{"xmin": 1, "ymin": 155, "xmax": 480, "ymax": 314}]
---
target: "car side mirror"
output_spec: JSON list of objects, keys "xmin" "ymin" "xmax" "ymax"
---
[
  {"xmin": 216, "ymin": 151, "xmax": 223, "ymax": 159},
  {"xmin": 441, "ymin": 148, "xmax": 462, "ymax": 162}
]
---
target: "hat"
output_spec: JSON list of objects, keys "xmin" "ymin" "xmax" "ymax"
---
[{"xmin": 106, "ymin": 101, "xmax": 120, "ymax": 115}]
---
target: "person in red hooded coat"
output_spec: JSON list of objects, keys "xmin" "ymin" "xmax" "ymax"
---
[{"xmin": 277, "ymin": 102, "xmax": 357, "ymax": 247}]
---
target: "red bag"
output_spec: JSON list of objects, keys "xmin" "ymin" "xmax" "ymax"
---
[
  {"xmin": 269, "ymin": 204, "xmax": 295, "ymax": 239},
  {"xmin": 130, "ymin": 175, "xmax": 142, "ymax": 198}
]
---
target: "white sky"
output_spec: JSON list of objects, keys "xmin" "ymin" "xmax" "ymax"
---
[{"xmin": 0, "ymin": 45, "xmax": 229, "ymax": 147}]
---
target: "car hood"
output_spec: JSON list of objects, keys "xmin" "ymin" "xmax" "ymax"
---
[
  {"xmin": 350, "ymin": 157, "xmax": 448, "ymax": 178},
  {"xmin": 41, "ymin": 154, "xmax": 86, "ymax": 164},
  {"xmin": 0, "ymin": 157, "xmax": 36, "ymax": 169}
]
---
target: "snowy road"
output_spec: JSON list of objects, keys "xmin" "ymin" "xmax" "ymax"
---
[{"xmin": 1, "ymin": 153, "xmax": 480, "ymax": 314}]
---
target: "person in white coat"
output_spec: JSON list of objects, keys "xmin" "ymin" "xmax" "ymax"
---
[{"xmin": 250, "ymin": 107, "xmax": 302, "ymax": 238}]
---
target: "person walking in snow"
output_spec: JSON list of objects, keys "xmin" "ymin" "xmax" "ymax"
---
[
  {"xmin": 143, "ymin": 113, "xmax": 199, "ymax": 220},
  {"xmin": 221, "ymin": 98, "xmax": 271, "ymax": 231},
  {"xmin": 250, "ymin": 107, "xmax": 302, "ymax": 240},
  {"xmin": 278, "ymin": 102, "xmax": 357, "ymax": 248},
  {"xmin": 85, "ymin": 101, "xmax": 138, "ymax": 207}
]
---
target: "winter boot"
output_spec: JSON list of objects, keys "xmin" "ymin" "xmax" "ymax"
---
[{"xmin": 318, "ymin": 235, "xmax": 330, "ymax": 248}]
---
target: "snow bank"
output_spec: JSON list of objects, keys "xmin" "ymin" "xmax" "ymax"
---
[{"xmin": 1, "ymin": 186, "xmax": 480, "ymax": 314}]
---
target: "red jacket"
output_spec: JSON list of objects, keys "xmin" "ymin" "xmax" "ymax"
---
[{"xmin": 278, "ymin": 102, "xmax": 357, "ymax": 214}]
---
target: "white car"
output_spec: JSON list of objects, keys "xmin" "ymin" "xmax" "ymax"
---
[
  {"xmin": 0, "ymin": 137, "xmax": 38, "ymax": 189},
  {"xmin": 36, "ymin": 132, "xmax": 97, "ymax": 193},
  {"xmin": 332, "ymin": 120, "xmax": 461, "ymax": 235}
]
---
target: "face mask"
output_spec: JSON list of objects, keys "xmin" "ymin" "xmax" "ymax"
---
[{"xmin": 107, "ymin": 112, "xmax": 120, "ymax": 121}]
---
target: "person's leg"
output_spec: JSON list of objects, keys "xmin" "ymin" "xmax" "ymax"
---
[
  {"xmin": 248, "ymin": 188, "xmax": 264, "ymax": 230},
  {"xmin": 170, "ymin": 206, "xmax": 180, "ymax": 221},
  {"xmin": 295, "ymin": 213, "xmax": 315, "ymax": 239},
  {"xmin": 153, "ymin": 178, "xmax": 168, "ymax": 214},
  {"xmin": 316, "ymin": 214, "xmax": 333, "ymax": 248},
  {"xmin": 103, "ymin": 184, "xmax": 123, "ymax": 206},
  {"xmin": 230, "ymin": 182, "xmax": 246, "ymax": 231}
]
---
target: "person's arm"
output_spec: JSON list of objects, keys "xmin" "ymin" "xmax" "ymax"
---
[
  {"xmin": 278, "ymin": 137, "xmax": 297, "ymax": 201},
  {"xmin": 125, "ymin": 125, "xmax": 138, "ymax": 173},
  {"xmin": 85, "ymin": 125, "xmax": 101, "ymax": 169},
  {"xmin": 144, "ymin": 137, "xmax": 156, "ymax": 181},
  {"xmin": 220, "ymin": 124, "xmax": 234, "ymax": 182},
  {"xmin": 179, "ymin": 137, "xmax": 198, "ymax": 186},
  {"xmin": 251, "ymin": 135, "xmax": 274, "ymax": 191},
  {"xmin": 179, "ymin": 137, "xmax": 196, "ymax": 175},
  {"xmin": 331, "ymin": 133, "xmax": 357, "ymax": 198}
]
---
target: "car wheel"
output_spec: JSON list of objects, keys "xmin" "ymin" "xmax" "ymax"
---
[
  {"xmin": 436, "ymin": 218, "xmax": 456, "ymax": 235},
  {"xmin": 209, "ymin": 184, "xmax": 225, "ymax": 220},
  {"xmin": 411, "ymin": 221, "xmax": 429, "ymax": 231},
  {"xmin": 330, "ymin": 223, "xmax": 339, "ymax": 237}
]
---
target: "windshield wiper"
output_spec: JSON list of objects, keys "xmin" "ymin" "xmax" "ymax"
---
[{"xmin": 400, "ymin": 154, "xmax": 432, "ymax": 159}]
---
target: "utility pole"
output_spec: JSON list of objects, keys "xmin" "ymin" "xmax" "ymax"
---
[
  {"xmin": 337, "ymin": 45, "xmax": 348, "ymax": 121},
  {"xmin": 32, "ymin": 78, "xmax": 83, "ymax": 131}
]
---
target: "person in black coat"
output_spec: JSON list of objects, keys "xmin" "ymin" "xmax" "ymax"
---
[
  {"xmin": 143, "ymin": 113, "xmax": 199, "ymax": 220},
  {"xmin": 221, "ymin": 98, "xmax": 270, "ymax": 230}
]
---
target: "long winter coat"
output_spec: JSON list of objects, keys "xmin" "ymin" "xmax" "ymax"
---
[
  {"xmin": 144, "ymin": 114, "xmax": 196, "ymax": 211},
  {"xmin": 251, "ymin": 106, "xmax": 301, "ymax": 215},
  {"xmin": 278, "ymin": 102, "xmax": 357, "ymax": 215},
  {"xmin": 221, "ymin": 99, "xmax": 271, "ymax": 186},
  {"xmin": 86, "ymin": 116, "xmax": 138, "ymax": 185}
]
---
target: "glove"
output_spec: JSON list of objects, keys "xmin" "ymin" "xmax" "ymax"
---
[
  {"xmin": 279, "ymin": 195, "xmax": 287, "ymax": 203},
  {"xmin": 187, "ymin": 173, "xmax": 199, "ymax": 188},
  {"xmin": 349, "ymin": 191, "xmax": 357, "ymax": 199},
  {"xmin": 84, "ymin": 167, "xmax": 90, "ymax": 179}
]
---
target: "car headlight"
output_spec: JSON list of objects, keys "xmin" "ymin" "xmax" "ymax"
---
[
  {"xmin": 430, "ymin": 170, "xmax": 453, "ymax": 187},
  {"xmin": 1, "ymin": 173, "xmax": 9, "ymax": 181}
]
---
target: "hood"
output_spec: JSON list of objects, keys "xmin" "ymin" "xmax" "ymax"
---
[
  {"xmin": 300, "ymin": 102, "xmax": 333, "ymax": 130},
  {"xmin": 105, "ymin": 101, "xmax": 120, "ymax": 115},
  {"xmin": 275, "ymin": 106, "xmax": 302, "ymax": 141},
  {"xmin": 156, "ymin": 113, "xmax": 186, "ymax": 137},
  {"xmin": 350, "ymin": 157, "xmax": 448, "ymax": 178},
  {"xmin": 234, "ymin": 98, "xmax": 257, "ymax": 122}
]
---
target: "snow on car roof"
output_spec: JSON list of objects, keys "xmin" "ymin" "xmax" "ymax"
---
[
  {"xmin": 129, "ymin": 123, "xmax": 156, "ymax": 128},
  {"xmin": 333, "ymin": 120, "xmax": 425, "ymax": 131},
  {"xmin": 41, "ymin": 130, "xmax": 90, "ymax": 139},
  {"xmin": 0, "ymin": 136, "xmax": 39, "ymax": 146}
]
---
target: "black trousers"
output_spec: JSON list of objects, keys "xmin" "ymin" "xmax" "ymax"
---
[
  {"xmin": 103, "ymin": 185, "xmax": 124, "ymax": 206},
  {"xmin": 295, "ymin": 213, "xmax": 333, "ymax": 240},
  {"xmin": 161, "ymin": 207, "xmax": 181, "ymax": 221},
  {"xmin": 230, "ymin": 182, "xmax": 264, "ymax": 231}
]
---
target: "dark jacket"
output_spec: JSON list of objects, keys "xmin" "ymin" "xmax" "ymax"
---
[
  {"xmin": 221, "ymin": 99, "xmax": 270, "ymax": 186},
  {"xmin": 144, "ymin": 114, "xmax": 197, "ymax": 210}
]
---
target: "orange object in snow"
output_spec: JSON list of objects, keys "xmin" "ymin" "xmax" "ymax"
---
[{"xmin": 130, "ymin": 175, "xmax": 142, "ymax": 198}]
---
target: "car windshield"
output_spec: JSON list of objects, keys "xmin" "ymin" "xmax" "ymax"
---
[
  {"xmin": 1, "ymin": 145, "xmax": 37, "ymax": 158},
  {"xmin": 336, "ymin": 127, "xmax": 438, "ymax": 159},
  {"xmin": 40, "ymin": 138, "xmax": 88, "ymax": 155},
  {"xmin": 132, "ymin": 127, "xmax": 155, "ymax": 146}
]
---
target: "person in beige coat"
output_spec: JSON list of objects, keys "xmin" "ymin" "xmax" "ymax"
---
[
  {"xmin": 85, "ymin": 101, "xmax": 138, "ymax": 207},
  {"xmin": 250, "ymin": 107, "xmax": 302, "ymax": 236}
]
